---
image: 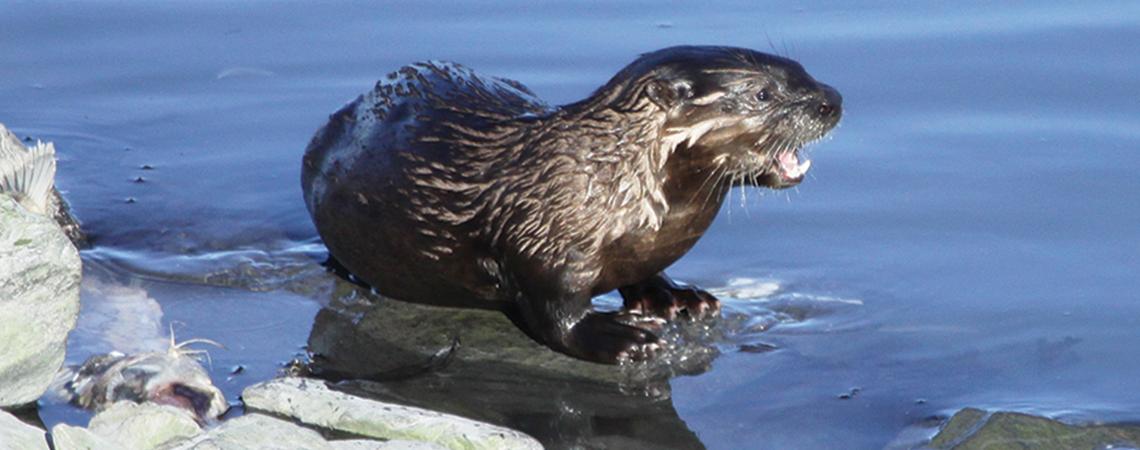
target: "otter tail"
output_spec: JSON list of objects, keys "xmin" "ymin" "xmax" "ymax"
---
[{"xmin": 0, "ymin": 131, "xmax": 57, "ymax": 216}]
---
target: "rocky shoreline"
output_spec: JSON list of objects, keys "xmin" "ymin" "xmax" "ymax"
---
[
  {"xmin": 10, "ymin": 393, "xmax": 1140, "ymax": 450},
  {"xmin": 1, "ymin": 377, "xmax": 542, "ymax": 450},
  {"xmin": 5, "ymin": 120, "xmax": 1140, "ymax": 449}
]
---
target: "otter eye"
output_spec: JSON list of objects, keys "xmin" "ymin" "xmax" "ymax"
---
[{"xmin": 755, "ymin": 88, "xmax": 771, "ymax": 102}]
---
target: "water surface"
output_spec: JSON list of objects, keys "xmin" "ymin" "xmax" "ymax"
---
[{"xmin": 2, "ymin": 2, "xmax": 1138, "ymax": 449}]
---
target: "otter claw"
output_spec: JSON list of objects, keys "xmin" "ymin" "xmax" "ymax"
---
[
  {"xmin": 620, "ymin": 276, "xmax": 722, "ymax": 322},
  {"xmin": 622, "ymin": 341, "xmax": 662, "ymax": 363}
]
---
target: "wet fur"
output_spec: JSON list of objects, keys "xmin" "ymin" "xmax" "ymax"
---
[{"xmin": 303, "ymin": 46, "xmax": 841, "ymax": 363}]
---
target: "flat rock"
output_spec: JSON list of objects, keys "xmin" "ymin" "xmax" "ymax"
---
[
  {"xmin": 0, "ymin": 195, "xmax": 82, "ymax": 407},
  {"xmin": 304, "ymin": 280, "xmax": 707, "ymax": 449},
  {"xmin": 306, "ymin": 295, "xmax": 626, "ymax": 385},
  {"xmin": 330, "ymin": 440, "xmax": 446, "ymax": 450},
  {"xmin": 0, "ymin": 409, "xmax": 48, "ymax": 450},
  {"xmin": 167, "ymin": 414, "xmax": 332, "ymax": 450},
  {"xmin": 242, "ymin": 377, "xmax": 542, "ymax": 450},
  {"xmin": 928, "ymin": 407, "xmax": 1140, "ymax": 449},
  {"xmin": 50, "ymin": 424, "xmax": 120, "ymax": 450},
  {"xmin": 87, "ymin": 402, "xmax": 201, "ymax": 450}
]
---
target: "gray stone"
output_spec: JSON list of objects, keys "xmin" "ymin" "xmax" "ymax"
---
[
  {"xmin": 50, "ymin": 424, "xmax": 119, "ymax": 450},
  {"xmin": 928, "ymin": 407, "xmax": 1140, "ymax": 449},
  {"xmin": 242, "ymin": 377, "xmax": 542, "ymax": 450},
  {"xmin": 86, "ymin": 402, "xmax": 201, "ymax": 450},
  {"xmin": 306, "ymin": 294, "xmax": 628, "ymax": 385},
  {"xmin": 330, "ymin": 440, "xmax": 447, "ymax": 450},
  {"xmin": 167, "ymin": 414, "xmax": 332, "ymax": 450},
  {"xmin": 0, "ymin": 409, "xmax": 48, "ymax": 450},
  {"xmin": 0, "ymin": 195, "xmax": 82, "ymax": 407}
]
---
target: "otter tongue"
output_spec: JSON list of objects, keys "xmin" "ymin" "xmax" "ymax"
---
[{"xmin": 777, "ymin": 150, "xmax": 812, "ymax": 180}]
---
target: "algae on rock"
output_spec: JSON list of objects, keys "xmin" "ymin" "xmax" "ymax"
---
[
  {"xmin": 0, "ymin": 196, "xmax": 82, "ymax": 408},
  {"xmin": 928, "ymin": 407, "xmax": 1140, "ymax": 450}
]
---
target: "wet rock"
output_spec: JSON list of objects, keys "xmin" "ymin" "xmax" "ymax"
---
[
  {"xmin": 0, "ymin": 196, "xmax": 81, "ymax": 408},
  {"xmin": 308, "ymin": 274, "xmax": 718, "ymax": 384},
  {"xmin": 90, "ymin": 402, "xmax": 201, "ymax": 449},
  {"xmin": 330, "ymin": 440, "xmax": 447, "ymax": 450},
  {"xmin": 168, "ymin": 414, "xmax": 332, "ymax": 450},
  {"xmin": 928, "ymin": 407, "xmax": 1140, "ymax": 449},
  {"xmin": 242, "ymin": 377, "xmax": 542, "ymax": 450},
  {"xmin": 50, "ymin": 424, "xmax": 120, "ymax": 450},
  {"xmin": 307, "ymin": 295, "xmax": 627, "ymax": 385},
  {"xmin": 305, "ymin": 285, "xmax": 707, "ymax": 449},
  {"xmin": 48, "ymin": 402, "xmax": 200, "ymax": 450},
  {"xmin": 0, "ymin": 409, "xmax": 48, "ymax": 450}
]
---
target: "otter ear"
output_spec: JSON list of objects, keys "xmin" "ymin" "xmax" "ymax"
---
[{"xmin": 646, "ymin": 79, "xmax": 692, "ymax": 110}]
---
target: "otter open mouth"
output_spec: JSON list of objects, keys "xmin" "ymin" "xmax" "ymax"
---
[{"xmin": 775, "ymin": 148, "xmax": 811, "ymax": 183}]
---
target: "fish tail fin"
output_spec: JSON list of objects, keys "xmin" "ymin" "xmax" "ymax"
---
[{"xmin": 1, "ymin": 137, "xmax": 57, "ymax": 215}]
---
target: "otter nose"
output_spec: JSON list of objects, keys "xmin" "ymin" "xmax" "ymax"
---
[{"xmin": 815, "ymin": 84, "xmax": 842, "ymax": 119}]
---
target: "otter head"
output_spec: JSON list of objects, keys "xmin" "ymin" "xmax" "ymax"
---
[{"xmin": 618, "ymin": 46, "xmax": 842, "ymax": 190}]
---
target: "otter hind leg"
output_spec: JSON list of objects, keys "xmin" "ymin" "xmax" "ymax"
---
[
  {"xmin": 618, "ymin": 272, "xmax": 721, "ymax": 321},
  {"xmin": 513, "ymin": 293, "xmax": 667, "ymax": 364},
  {"xmin": 563, "ymin": 311, "xmax": 666, "ymax": 363}
]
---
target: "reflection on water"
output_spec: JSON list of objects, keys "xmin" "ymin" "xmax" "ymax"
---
[
  {"xmin": 306, "ymin": 277, "xmax": 707, "ymax": 449},
  {"xmin": 302, "ymin": 273, "xmax": 855, "ymax": 449},
  {"xmin": 3, "ymin": 1, "xmax": 1139, "ymax": 449}
]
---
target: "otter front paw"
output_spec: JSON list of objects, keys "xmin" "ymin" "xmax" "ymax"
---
[
  {"xmin": 620, "ymin": 281, "xmax": 721, "ymax": 321},
  {"xmin": 565, "ymin": 312, "xmax": 666, "ymax": 364}
]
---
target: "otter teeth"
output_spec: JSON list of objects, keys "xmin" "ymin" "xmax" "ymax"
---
[
  {"xmin": 795, "ymin": 159, "xmax": 812, "ymax": 177},
  {"xmin": 777, "ymin": 150, "xmax": 811, "ymax": 180}
]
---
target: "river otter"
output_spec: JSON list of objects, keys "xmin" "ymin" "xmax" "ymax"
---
[{"xmin": 302, "ymin": 46, "xmax": 842, "ymax": 364}]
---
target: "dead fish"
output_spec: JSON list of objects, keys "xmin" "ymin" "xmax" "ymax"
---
[{"xmin": 61, "ymin": 335, "xmax": 229, "ymax": 422}]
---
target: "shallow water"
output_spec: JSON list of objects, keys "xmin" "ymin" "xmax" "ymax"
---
[{"xmin": 3, "ymin": 1, "xmax": 1139, "ymax": 449}]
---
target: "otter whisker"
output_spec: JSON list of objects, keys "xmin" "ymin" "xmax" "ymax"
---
[
  {"xmin": 698, "ymin": 162, "xmax": 733, "ymax": 212},
  {"xmin": 704, "ymin": 168, "xmax": 725, "ymax": 210},
  {"xmin": 738, "ymin": 173, "xmax": 749, "ymax": 211},
  {"xmin": 691, "ymin": 158, "xmax": 727, "ymax": 203},
  {"xmin": 725, "ymin": 172, "xmax": 739, "ymax": 221}
]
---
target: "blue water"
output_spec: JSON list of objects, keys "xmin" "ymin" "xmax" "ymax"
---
[{"xmin": 3, "ymin": 2, "xmax": 1139, "ymax": 448}]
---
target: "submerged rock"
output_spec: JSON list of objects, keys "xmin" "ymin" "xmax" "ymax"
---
[
  {"xmin": 0, "ymin": 409, "xmax": 48, "ymax": 450},
  {"xmin": 0, "ymin": 195, "xmax": 81, "ymax": 408},
  {"xmin": 68, "ymin": 278, "xmax": 170, "ymax": 356},
  {"xmin": 242, "ymin": 377, "xmax": 542, "ymax": 450},
  {"xmin": 928, "ymin": 407, "xmax": 1140, "ymax": 449}
]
